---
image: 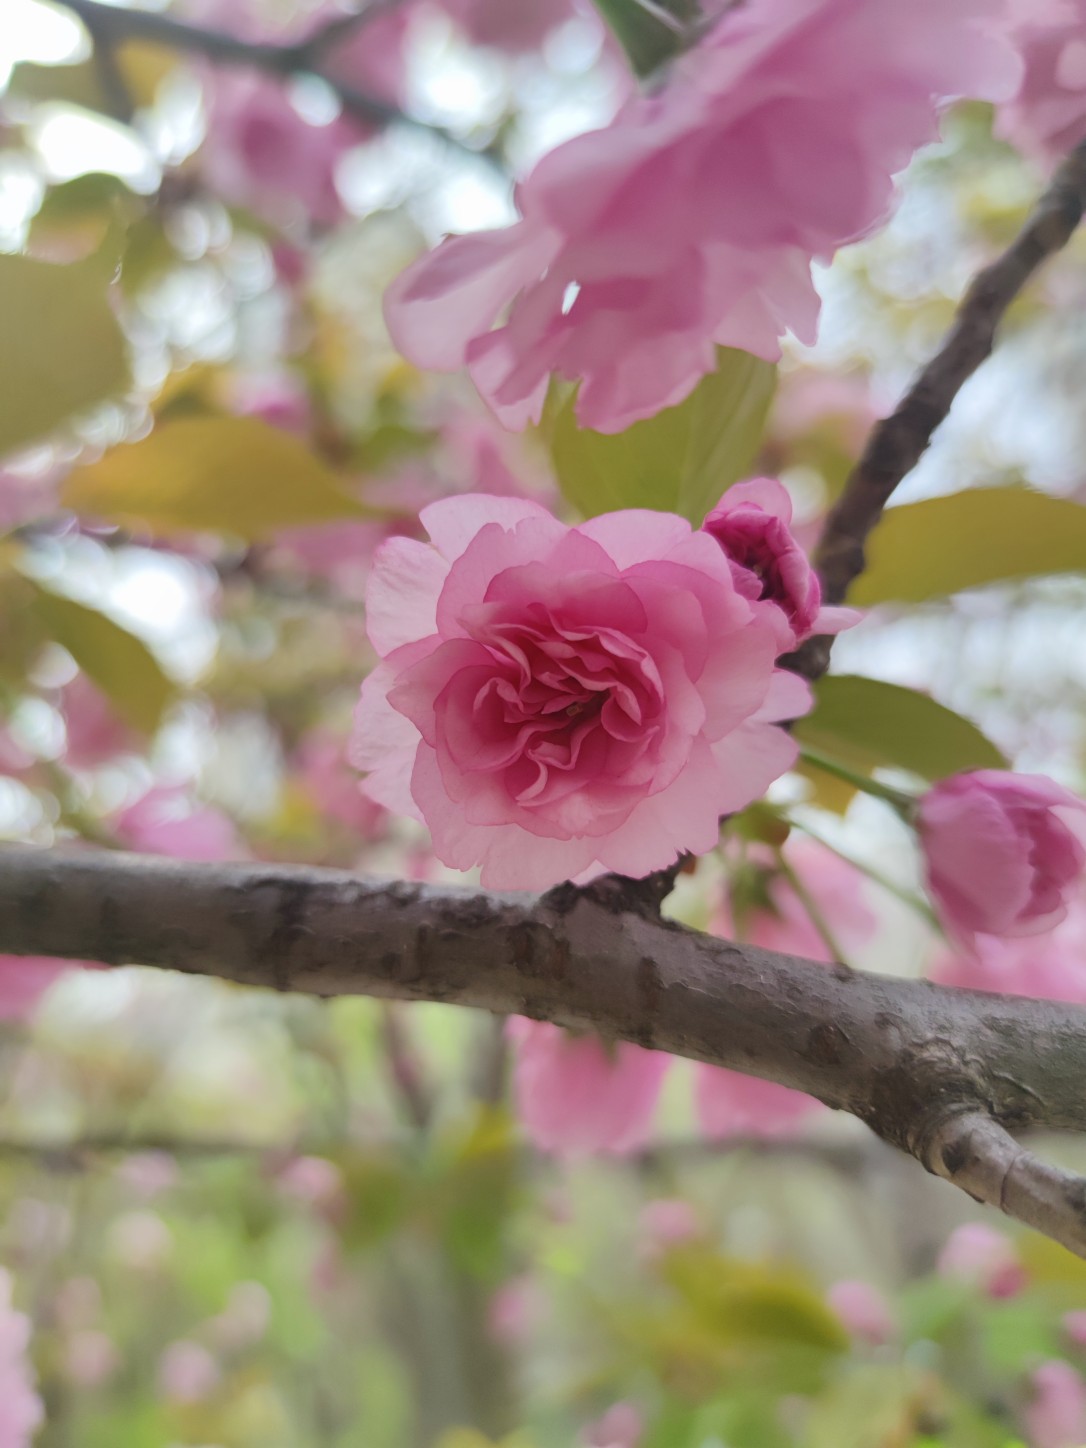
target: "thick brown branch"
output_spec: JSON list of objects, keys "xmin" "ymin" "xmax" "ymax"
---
[
  {"xmin": 787, "ymin": 133, "xmax": 1086, "ymax": 681},
  {"xmin": 4, "ymin": 845, "xmax": 1086, "ymax": 1253}
]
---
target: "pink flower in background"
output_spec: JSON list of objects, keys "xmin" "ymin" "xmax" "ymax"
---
[
  {"xmin": 918, "ymin": 771, "xmax": 1086, "ymax": 947},
  {"xmin": 199, "ymin": 71, "xmax": 365, "ymax": 227},
  {"xmin": 227, "ymin": 371, "xmax": 312, "ymax": 435},
  {"xmin": 702, "ymin": 478, "xmax": 858, "ymax": 650},
  {"xmin": 0, "ymin": 1269, "xmax": 43, "ymax": 1447},
  {"xmin": 826, "ymin": 1279, "xmax": 895, "ymax": 1346},
  {"xmin": 507, "ymin": 1017, "xmax": 668, "ymax": 1156},
  {"xmin": 638, "ymin": 1197, "xmax": 701, "ymax": 1259},
  {"xmin": 1064, "ymin": 1311, "xmax": 1086, "ymax": 1348},
  {"xmin": 931, "ymin": 896, "xmax": 1086, "ymax": 1003},
  {"xmin": 693, "ymin": 1064, "xmax": 821, "ymax": 1140},
  {"xmin": 351, "ymin": 494, "xmax": 808, "ymax": 889},
  {"xmin": 157, "ymin": 1340, "xmax": 221, "ymax": 1404},
  {"xmin": 115, "ymin": 786, "xmax": 244, "ymax": 862},
  {"xmin": 694, "ymin": 840, "xmax": 876, "ymax": 1139},
  {"xmin": 0, "ymin": 956, "xmax": 81, "ymax": 1020},
  {"xmin": 436, "ymin": 0, "xmax": 577, "ymax": 51},
  {"xmin": 936, "ymin": 1222, "xmax": 1027, "ymax": 1298},
  {"xmin": 61, "ymin": 673, "xmax": 137, "ymax": 768},
  {"xmin": 385, "ymin": 0, "xmax": 1019, "ymax": 432},
  {"xmin": 293, "ymin": 728, "xmax": 389, "ymax": 838},
  {"xmin": 583, "ymin": 1401, "xmax": 645, "ymax": 1448},
  {"xmin": 997, "ymin": 0, "xmax": 1086, "ymax": 166},
  {"xmin": 1025, "ymin": 1361, "xmax": 1086, "ymax": 1448}
]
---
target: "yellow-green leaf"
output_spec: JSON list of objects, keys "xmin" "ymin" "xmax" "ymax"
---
[
  {"xmin": 853, "ymin": 486, "xmax": 1086, "ymax": 605},
  {"xmin": 0, "ymin": 251, "xmax": 130, "ymax": 460},
  {"xmin": 794, "ymin": 675, "xmax": 1006, "ymax": 782},
  {"xmin": 546, "ymin": 348, "xmax": 776, "ymax": 525},
  {"xmin": 63, "ymin": 416, "xmax": 375, "ymax": 540},
  {"xmin": 28, "ymin": 582, "xmax": 173, "ymax": 734}
]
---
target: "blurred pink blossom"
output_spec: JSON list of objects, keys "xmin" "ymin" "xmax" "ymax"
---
[
  {"xmin": 1025, "ymin": 1360, "xmax": 1086, "ymax": 1448},
  {"xmin": 228, "ymin": 371, "xmax": 312, "ymax": 434},
  {"xmin": 114, "ymin": 1152, "xmax": 180, "ymax": 1201},
  {"xmin": 507, "ymin": 1017, "xmax": 669, "ymax": 1157},
  {"xmin": 385, "ymin": 0, "xmax": 1019, "ymax": 432},
  {"xmin": 487, "ymin": 1273, "xmax": 540, "ymax": 1345},
  {"xmin": 199, "ymin": 71, "xmax": 364, "ymax": 227},
  {"xmin": 638, "ymin": 1197, "xmax": 701, "ymax": 1259},
  {"xmin": 293, "ymin": 728, "xmax": 390, "ymax": 837},
  {"xmin": 158, "ymin": 1340, "xmax": 221, "ymax": 1403},
  {"xmin": 695, "ymin": 841, "xmax": 876, "ymax": 1139},
  {"xmin": 64, "ymin": 1330, "xmax": 120, "ymax": 1390},
  {"xmin": 114, "ymin": 786, "xmax": 244, "ymax": 861},
  {"xmin": 276, "ymin": 1155, "xmax": 346, "ymax": 1219},
  {"xmin": 936, "ymin": 1222, "xmax": 1027, "ymax": 1299},
  {"xmin": 826, "ymin": 1279, "xmax": 895, "ymax": 1346},
  {"xmin": 998, "ymin": 0, "xmax": 1086, "ymax": 166},
  {"xmin": 583, "ymin": 1401, "xmax": 644, "ymax": 1448},
  {"xmin": 0, "ymin": 1270, "xmax": 43, "ymax": 1447},
  {"xmin": 918, "ymin": 771, "xmax": 1086, "ymax": 948},
  {"xmin": 1064, "ymin": 1310, "xmax": 1086, "ymax": 1348},
  {"xmin": 931, "ymin": 895, "xmax": 1086, "ymax": 1003},
  {"xmin": 0, "ymin": 955, "xmax": 83, "ymax": 1020},
  {"xmin": 61, "ymin": 673, "xmax": 137, "ymax": 768},
  {"xmin": 435, "ymin": 0, "xmax": 576, "ymax": 51}
]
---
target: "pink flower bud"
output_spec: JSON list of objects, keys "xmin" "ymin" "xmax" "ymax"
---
[
  {"xmin": 702, "ymin": 479, "xmax": 857, "ymax": 650},
  {"xmin": 157, "ymin": 1340, "xmax": 220, "ymax": 1404},
  {"xmin": 918, "ymin": 771, "xmax": 1086, "ymax": 947},
  {"xmin": 583, "ymin": 1402, "xmax": 644, "ymax": 1448}
]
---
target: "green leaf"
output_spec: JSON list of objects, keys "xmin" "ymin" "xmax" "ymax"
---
[
  {"xmin": 794, "ymin": 675, "xmax": 1006, "ymax": 784},
  {"xmin": 27, "ymin": 581, "xmax": 173, "ymax": 733},
  {"xmin": 0, "ymin": 250, "xmax": 130, "ymax": 460},
  {"xmin": 590, "ymin": 0, "xmax": 696, "ymax": 75},
  {"xmin": 852, "ymin": 487, "xmax": 1086, "ymax": 605},
  {"xmin": 63, "ymin": 416, "xmax": 377, "ymax": 541},
  {"xmin": 546, "ymin": 348, "xmax": 776, "ymax": 525}
]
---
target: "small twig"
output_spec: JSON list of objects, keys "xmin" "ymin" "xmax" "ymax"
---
[
  {"xmin": 52, "ymin": 0, "xmax": 505, "ymax": 171},
  {"xmin": 787, "ymin": 133, "xmax": 1086, "ymax": 682},
  {"xmin": 379, "ymin": 1002, "xmax": 433, "ymax": 1131}
]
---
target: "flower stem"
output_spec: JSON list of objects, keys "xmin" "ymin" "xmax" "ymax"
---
[{"xmin": 798, "ymin": 746, "xmax": 916, "ymax": 817}]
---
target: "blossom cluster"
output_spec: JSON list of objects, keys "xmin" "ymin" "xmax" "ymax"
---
[{"xmin": 385, "ymin": 0, "xmax": 1020, "ymax": 432}]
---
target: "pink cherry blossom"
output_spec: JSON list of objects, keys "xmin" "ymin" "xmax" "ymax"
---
[
  {"xmin": 702, "ymin": 478, "xmax": 858, "ymax": 650},
  {"xmin": 114, "ymin": 786, "xmax": 244, "ymax": 862},
  {"xmin": 350, "ymin": 494, "xmax": 808, "ymax": 889},
  {"xmin": 936, "ymin": 1222, "xmax": 1027, "ymax": 1299},
  {"xmin": 931, "ymin": 895, "xmax": 1086, "ymax": 1003},
  {"xmin": 997, "ymin": 0, "xmax": 1086, "ymax": 167},
  {"xmin": 385, "ymin": 0, "xmax": 1019, "ymax": 432},
  {"xmin": 826, "ymin": 1280, "xmax": 895, "ymax": 1346},
  {"xmin": 1025, "ymin": 1361, "xmax": 1086, "ymax": 1448},
  {"xmin": 918, "ymin": 771, "xmax": 1086, "ymax": 948},
  {"xmin": 507, "ymin": 1017, "xmax": 669, "ymax": 1157},
  {"xmin": 638, "ymin": 1197, "xmax": 701, "ymax": 1259},
  {"xmin": 0, "ymin": 1269, "xmax": 43, "ymax": 1448},
  {"xmin": 228, "ymin": 371, "xmax": 312, "ymax": 435},
  {"xmin": 0, "ymin": 955, "xmax": 79, "ymax": 1020},
  {"xmin": 693, "ymin": 1064, "xmax": 821, "ymax": 1140}
]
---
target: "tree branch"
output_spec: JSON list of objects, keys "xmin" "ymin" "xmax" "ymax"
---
[
  {"xmin": 4, "ymin": 845, "xmax": 1086, "ymax": 1253},
  {"xmin": 787, "ymin": 133, "xmax": 1086, "ymax": 681},
  {"xmin": 53, "ymin": 0, "xmax": 503, "ymax": 170}
]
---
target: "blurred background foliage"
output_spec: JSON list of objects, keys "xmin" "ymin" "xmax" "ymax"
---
[{"xmin": 3, "ymin": 0, "xmax": 1086, "ymax": 1444}]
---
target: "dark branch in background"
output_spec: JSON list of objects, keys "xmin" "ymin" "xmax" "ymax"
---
[
  {"xmin": 5, "ymin": 845, "xmax": 1086, "ymax": 1255},
  {"xmin": 786, "ymin": 133, "xmax": 1086, "ymax": 682},
  {"xmin": 53, "ymin": 0, "xmax": 505, "ymax": 170}
]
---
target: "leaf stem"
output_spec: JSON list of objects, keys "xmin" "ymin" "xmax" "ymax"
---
[{"xmin": 798, "ymin": 746, "xmax": 916, "ymax": 817}]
